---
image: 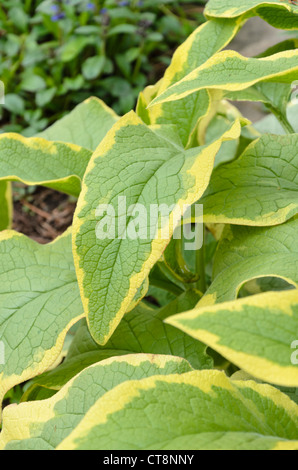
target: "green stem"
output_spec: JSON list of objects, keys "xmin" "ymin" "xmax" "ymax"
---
[
  {"xmin": 150, "ymin": 279, "xmax": 184, "ymax": 297},
  {"xmin": 275, "ymin": 112, "xmax": 295, "ymax": 134},
  {"xmin": 266, "ymin": 104, "xmax": 295, "ymax": 135},
  {"xmin": 196, "ymin": 225, "xmax": 206, "ymax": 293}
]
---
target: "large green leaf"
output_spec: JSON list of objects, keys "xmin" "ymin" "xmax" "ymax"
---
[
  {"xmin": 205, "ymin": 0, "xmax": 298, "ymax": 30},
  {"xmin": 22, "ymin": 290, "xmax": 212, "ymax": 400},
  {"xmin": 199, "ymin": 217, "xmax": 298, "ymax": 308},
  {"xmin": 0, "ymin": 229, "xmax": 83, "ymax": 413},
  {"xmin": 53, "ymin": 370, "xmax": 298, "ymax": 450},
  {"xmin": 73, "ymin": 111, "xmax": 241, "ymax": 345},
  {"xmin": 142, "ymin": 18, "xmax": 244, "ymax": 147},
  {"xmin": 0, "ymin": 182, "xmax": 12, "ymax": 231},
  {"xmin": 149, "ymin": 49, "xmax": 298, "ymax": 108},
  {"xmin": 38, "ymin": 97, "xmax": 119, "ymax": 151},
  {"xmin": 0, "ymin": 134, "xmax": 92, "ymax": 197},
  {"xmin": 168, "ymin": 289, "xmax": 298, "ymax": 387},
  {"xmin": 0, "ymin": 355, "xmax": 192, "ymax": 450},
  {"xmin": 201, "ymin": 134, "xmax": 298, "ymax": 226},
  {"xmin": 225, "ymin": 40, "xmax": 298, "ymax": 133}
]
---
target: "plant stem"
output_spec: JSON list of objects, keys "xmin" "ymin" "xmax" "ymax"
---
[
  {"xmin": 277, "ymin": 113, "xmax": 295, "ymax": 134},
  {"xmin": 150, "ymin": 278, "xmax": 184, "ymax": 297},
  {"xmin": 266, "ymin": 104, "xmax": 295, "ymax": 134},
  {"xmin": 196, "ymin": 225, "xmax": 206, "ymax": 293}
]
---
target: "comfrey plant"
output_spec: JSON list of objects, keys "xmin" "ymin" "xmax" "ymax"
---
[{"xmin": 0, "ymin": 0, "xmax": 298, "ymax": 451}]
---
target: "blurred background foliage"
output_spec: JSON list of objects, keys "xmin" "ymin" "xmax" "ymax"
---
[{"xmin": 0, "ymin": 0, "xmax": 206, "ymax": 135}]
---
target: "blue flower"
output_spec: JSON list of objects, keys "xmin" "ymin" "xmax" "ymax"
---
[
  {"xmin": 51, "ymin": 12, "xmax": 66, "ymax": 21},
  {"xmin": 86, "ymin": 2, "xmax": 96, "ymax": 10},
  {"xmin": 100, "ymin": 8, "xmax": 108, "ymax": 14},
  {"xmin": 118, "ymin": 1, "xmax": 129, "ymax": 6}
]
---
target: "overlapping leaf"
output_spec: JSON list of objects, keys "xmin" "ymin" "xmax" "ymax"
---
[
  {"xmin": 225, "ymin": 40, "xmax": 298, "ymax": 133},
  {"xmin": 52, "ymin": 370, "xmax": 298, "ymax": 450},
  {"xmin": 38, "ymin": 97, "xmax": 119, "ymax": 151},
  {"xmin": 149, "ymin": 49, "xmax": 298, "ymax": 108},
  {"xmin": 73, "ymin": 111, "xmax": 241, "ymax": 345},
  {"xmin": 0, "ymin": 229, "xmax": 84, "ymax": 413},
  {"xmin": 205, "ymin": 0, "xmax": 298, "ymax": 30},
  {"xmin": 22, "ymin": 290, "xmax": 211, "ymax": 400},
  {"xmin": 201, "ymin": 134, "xmax": 298, "ymax": 226},
  {"xmin": 205, "ymin": 111, "xmax": 242, "ymax": 168},
  {"xmin": 144, "ymin": 18, "xmax": 244, "ymax": 147},
  {"xmin": 199, "ymin": 217, "xmax": 298, "ymax": 308},
  {"xmin": 0, "ymin": 355, "xmax": 192, "ymax": 450},
  {"xmin": 168, "ymin": 289, "xmax": 298, "ymax": 387},
  {"xmin": 232, "ymin": 370, "xmax": 298, "ymax": 405},
  {"xmin": 0, "ymin": 134, "xmax": 92, "ymax": 197}
]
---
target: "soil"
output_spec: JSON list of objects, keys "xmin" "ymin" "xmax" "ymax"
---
[{"xmin": 13, "ymin": 185, "xmax": 76, "ymax": 244}]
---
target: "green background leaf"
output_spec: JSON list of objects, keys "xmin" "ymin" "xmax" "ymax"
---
[
  {"xmin": 0, "ymin": 134, "xmax": 92, "ymax": 197},
  {"xmin": 38, "ymin": 97, "xmax": 119, "ymax": 151}
]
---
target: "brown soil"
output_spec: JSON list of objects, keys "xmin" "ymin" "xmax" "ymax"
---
[{"xmin": 12, "ymin": 184, "xmax": 76, "ymax": 244}]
